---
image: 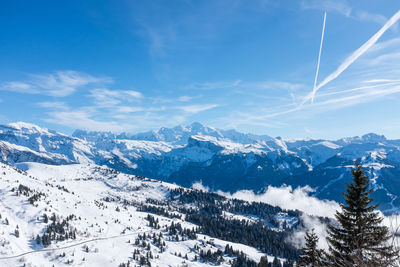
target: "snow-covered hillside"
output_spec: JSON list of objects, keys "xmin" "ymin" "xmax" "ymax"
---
[
  {"xmin": 0, "ymin": 161, "xmax": 299, "ymax": 266},
  {"xmin": 1, "ymin": 121, "xmax": 400, "ymax": 214}
]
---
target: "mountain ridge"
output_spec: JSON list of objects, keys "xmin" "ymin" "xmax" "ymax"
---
[{"xmin": 1, "ymin": 121, "xmax": 400, "ymax": 214}]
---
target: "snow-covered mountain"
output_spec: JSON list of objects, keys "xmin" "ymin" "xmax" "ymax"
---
[
  {"xmin": 0, "ymin": 122, "xmax": 93, "ymax": 165},
  {"xmin": 0, "ymin": 161, "xmax": 301, "ymax": 266},
  {"xmin": 1, "ymin": 121, "xmax": 400, "ymax": 214}
]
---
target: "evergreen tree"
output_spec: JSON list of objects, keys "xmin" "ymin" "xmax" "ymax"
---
[
  {"xmin": 14, "ymin": 228, "xmax": 20, "ymax": 238},
  {"xmin": 272, "ymin": 256, "xmax": 281, "ymax": 267},
  {"xmin": 326, "ymin": 164, "xmax": 398, "ymax": 266},
  {"xmin": 296, "ymin": 229, "xmax": 323, "ymax": 266},
  {"xmin": 283, "ymin": 260, "xmax": 294, "ymax": 267},
  {"xmin": 258, "ymin": 256, "xmax": 268, "ymax": 267}
]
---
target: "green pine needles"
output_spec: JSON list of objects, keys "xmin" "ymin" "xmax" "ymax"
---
[
  {"xmin": 297, "ymin": 229, "xmax": 324, "ymax": 267},
  {"xmin": 298, "ymin": 163, "xmax": 399, "ymax": 267}
]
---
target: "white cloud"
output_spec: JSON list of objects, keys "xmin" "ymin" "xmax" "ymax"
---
[
  {"xmin": 124, "ymin": 90, "xmax": 143, "ymax": 98},
  {"xmin": 115, "ymin": 106, "xmax": 143, "ymax": 113},
  {"xmin": 44, "ymin": 110, "xmax": 127, "ymax": 132},
  {"xmin": 355, "ymin": 10, "xmax": 387, "ymax": 25},
  {"xmin": 41, "ymin": 102, "xmax": 195, "ymax": 132},
  {"xmin": 383, "ymin": 214, "xmax": 400, "ymax": 248},
  {"xmin": 178, "ymin": 95, "xmax": 194, "ymax": 102},
  {"xmin": 149, "ymin": 96, "xmax": 198, "ymax": 104},
  {"xmin": 368, "ymin": 37, "xmax": 400, "ymax": 53},
  {"xmin": 289, "ymin": 202, "xmax": 400, "ymax": 251},
  {"xmin": 232, "ymin": 81, "xmax": 400, "ymax": 127},
  {"xmin": 301, "ymin": 0, "xmax": 351, "ymax": 17},
  {"xmin": 186, "ymin": 80, "xmax": 304, "ymax": 96},
  {"xmin": 368, "ymin": 52, "xmax": 400, "ymax": 66},
  {"xmin": 1, "ymin": 81, "xmax": 39, "ymax": 94},
  {"xmin": 192, "ymin": 184, "xmax": 397, "ymax": 251},
  {"xmin": 179, "ymin": 104, "xmax": 218, "ymax": 113},
  {"xmin": 219, "ymin": 112, "xmax": 289, "ymax": 129},
  {"xmin": 191, "ymin": 182, "xmax": 339, "ymax": 249},
  {"xmin": 114, "ymin": 112, "xmax": 187, "ymax": 132},
  {"xmin": 37, "ymin": 101, "xmax": 68, "ymax": 110},
  {"xmin": 301, "ymin": 0, "xmax": 393, "ymax": 26},
  {"xmin": 289, "ymin": 213, "xmax": 330, "ymax": 250},
  {"xmin": 1, "ymin": 71, "xmax": 110, "ymax": 97},
  {"xmin": 31, "ymin": 71, "xmax": 110, "ymax": 97},
  {"xmin": 187, "ymin": 80, "xmax": 241, "ymax": 90},
  {"xmin": 248, "ymin": 81, "xmax": 305, "ymax": 91},
  {"xmin": 311, "ymin": 84, "xmax": 400, "ymax": 111},
  {"xmin": 219, "ymin": 185, "xmax": 339, "ymax": 218},
  {"xmin": 192, "ymin": 181, "xmax": 210, "ymax": 192},
  {"xmin": 90, "ymin": 88, "xmax": 143, "ymax": 107}
]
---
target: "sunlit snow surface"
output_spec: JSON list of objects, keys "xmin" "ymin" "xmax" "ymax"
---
[{"xmin": 0, "ymin": 162, "xmax": 272, "ymax": 266}]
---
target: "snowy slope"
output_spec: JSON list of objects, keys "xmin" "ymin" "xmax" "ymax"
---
[{"xmin": 0, "ymin": 162, "xmax": 296, "ymax": 266}]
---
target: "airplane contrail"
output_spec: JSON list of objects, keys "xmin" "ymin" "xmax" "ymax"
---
[
  {"xmin": 310, "ymin": 9, "xmax": 400, "ymax": 103},
  {"xmin": 311, "ymin": 12, "xmax": 326, "ymax": 103}
]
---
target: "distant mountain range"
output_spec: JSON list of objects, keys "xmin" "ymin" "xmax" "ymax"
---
[{"xmin": 1, "ymin": 121, "xmax": 400, "ymax": 214}]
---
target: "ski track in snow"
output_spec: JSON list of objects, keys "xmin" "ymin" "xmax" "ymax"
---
[{"xmin": 0, "ymin": 230, "xmax": 151, "ymax": 261}]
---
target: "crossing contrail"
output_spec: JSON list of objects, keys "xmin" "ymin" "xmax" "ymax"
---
[
  {"xmin": 310, "ymin": 9, "xmax": 400, "ymax": 103},
  {"xmin": 311, "ymin": 12, "xmax": 326, "ymax": 103}
]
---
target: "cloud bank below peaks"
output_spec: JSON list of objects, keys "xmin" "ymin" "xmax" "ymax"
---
[
  {"xmin": 192, "ymin": 182, "xmax": 340, "ymax": 218},
  {"xmin": 192, "ymin": 182, "xmax": 339, "ymax": 249}
]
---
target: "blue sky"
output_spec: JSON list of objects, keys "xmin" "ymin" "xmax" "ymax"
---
[{"xmin": 1, "ymin": 0, "xmax": 400, "ymax": 139}]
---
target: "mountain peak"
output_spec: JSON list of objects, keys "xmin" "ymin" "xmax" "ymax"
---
[
  {"xmin": 5, "ymin": 122, "xmax": 55, "ymax": 136},
  {"xmin": 7, "ymin": 121, "xmax": 43, "ymax": 130},
  {"xmin": 73, "ymin": 129, "xmax": 116, "ymax": 140},
  {"xmin": 189, "ymin": 121, "xmax": 204, "ymax": 129},
  {"xmin": 361, "ymin": 133, "xmax": 386, "ymax": 143}
]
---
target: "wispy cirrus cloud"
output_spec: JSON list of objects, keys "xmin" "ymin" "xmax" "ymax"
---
[
  {"xmin": 37, "ymin": 101, "xmax": 68, "ymax": 110},
  {"xmin": 35, "ymin": 90, "xmax": 213, "ymax": 132},
  {"xmin": 233, "ymin": 81, "xmax": 400, "ymax": 127},
  {"xmin": 367, "ymin": 52, "xmax": 400, "ymax": 66},
  {"xmin": 115, "ymin": 106, "xmax": 143, "ymax": 114},
  {"xmin": 44, "ymin": 109, "xmax": 128, "ymax": 132},
  {"xmin": 1, "ymin": 71, "xmax": 110, "ymax": 97},
  {"xmin": 149, "ymin": 95, "xmax": 200, "ymax": 105},
  {"xmin": 44, "ymin": 107, "xmax": 186, "ymax": 132},
  {"xmin": 38, "ymin": 101, "xmax": 143, "ymax": 131},
  {"xmin": 301, "ymin": 0, "xmax": 351, "ymax": 17},
  {"xmin": 179, "ymin": 104, "xmax": 219, "ymax": 114},
  {"xmin": 89, "ymin": 88, "xmax": 143, "ymax": 107},
  {"xmin": 1, "ymin": 81, "xmax": 39, "ymax": 94},
  {"xmin": 178, "ymin": 95, "xmax": 195, "ymax": 102},
  {"xmin": 355, "ymin": 10, "xmax": 387, "ymax": 25},
  {"xmin": 187, "ymin": 80, "xmax": 242, "ymax": 90},
  {"xmin": 301, "ymin": 0, "xmax": 395, "ymax": 27},
  {"xmin": 243, "ymin": 81, "xmax": 305, "ymax": 92},
  {"xmin": 218, "ymin": 185, "xmax": 339, "ymax": 218},
  {"xmin": 186, "ymin": 80, "xmax": 304, "ymax": 94}
]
